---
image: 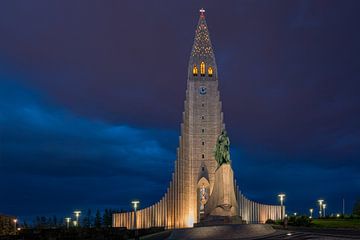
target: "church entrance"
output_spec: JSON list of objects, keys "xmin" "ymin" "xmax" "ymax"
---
[{"xmin": 197, "ymin": 177, "xmax": 210, "ymax": 221}]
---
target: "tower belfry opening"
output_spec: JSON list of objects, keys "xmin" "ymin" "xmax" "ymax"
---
[{"xmin": 113, "ymin": 9, "xmax": 284, "ymax": 229}]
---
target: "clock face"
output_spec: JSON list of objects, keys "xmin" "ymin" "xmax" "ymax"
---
[{"xmin": 199, "ymin": 86, "xmax": 207, "ymax": 95}]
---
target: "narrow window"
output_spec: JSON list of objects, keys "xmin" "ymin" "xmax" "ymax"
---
[
  {"xmin": 208, "ymin": 67, "xmax": 213, "ymax": 77},
  {"xmin": 202, "ymin": 167, "xmax": 205, "ymax": 171},
  {"xmin": 193, "ymin": 65, "xmax": 198, "ymax": 76},
  {"xmin": 201, "ymin": 116, "xmax": 204, "ymax": 120},
  {"xmin": 200, "ymin": 62, "xmax": 205, "ymax": 76},
  {"xmin": 202, "ymin": 141, "xmax": 205, "ymax": 145},
  {"xmin": 202, "ymin": 154, "xmax": 205, "ymax": 159},
  {"xmin": 202, "ymin": 103, "xmax": 204, "ymax": 107},
  {"xmin": 202, "ymin": 129, "xmax": 205, "ymax": 133}
]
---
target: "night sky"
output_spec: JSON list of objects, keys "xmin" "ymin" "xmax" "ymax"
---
[{"xmin": 1, "ymin": 1, "xmax": 360, "ymax": 222}]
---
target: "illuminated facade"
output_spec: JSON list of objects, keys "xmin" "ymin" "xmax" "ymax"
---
[{"xmin": 113, "ymin": 9, "xmax": 283, "ymax": 229}]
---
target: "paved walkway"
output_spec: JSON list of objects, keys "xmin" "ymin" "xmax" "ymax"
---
[
  {"xmin": 139, "ymin": 225, "xmax": 360, "ymax": 240},
  {"xmin": 168, "ymin": 224, "xmax": 275, "ymax": 240},
  {"xmin": 257, "ymin": 229, "xmax": 360, "ymax": 239}
]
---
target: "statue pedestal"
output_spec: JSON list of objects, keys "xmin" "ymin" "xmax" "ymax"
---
[{"xmin": 204, "ymin": 164, "xmax": 239, "ymax": 219}]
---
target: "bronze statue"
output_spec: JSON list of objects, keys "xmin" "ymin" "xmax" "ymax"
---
[{"xmin": 214, "ymin": 129, "xmax": 231, "ymax": 166}]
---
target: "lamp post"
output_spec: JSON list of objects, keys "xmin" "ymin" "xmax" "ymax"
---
[
  {"xmin": 278, "ymin": 193, "xmax": 286, "ymax": 219},
  {"xmin": 323, "ymin": 204, "xmax": 327, "ymax": 218},
  {"xmin": 318, "ymin": 199, "xmax": 324, "ymax": 218},
  {"xmin": 309, "ymin": 208, "xmax": 313, "ymax": 219},
  {"xmin": 131, "ymin": 200, "xmax": 140, "ymax": 240},
  {"xmin": 65, "ymin": 217, "xmax": 71, "ymax": 229},
  {"xmin": 73, "ymin": 211, "xmax": 81, "ymax": 227},
  {"xmin": 13, "ymin": 219, "xmax": 17, "ymax": 234}
]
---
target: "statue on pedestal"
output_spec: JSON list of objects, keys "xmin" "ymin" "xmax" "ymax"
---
[
  {"xmin": 203, "ymin": 129, "xmax": 240, "ymax": 223},
  {"xmin": 214, "ymin": 130, "xmax": 231, "ymax": 167}
]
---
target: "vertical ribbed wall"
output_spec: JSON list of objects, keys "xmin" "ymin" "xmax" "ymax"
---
[
  {"xmin": 235, "ymin": 183, "xmax": 285, "ymax": 224},
  {"xmin": 113, "ymin": 182, "xmax": 285, "ymax": 229}
]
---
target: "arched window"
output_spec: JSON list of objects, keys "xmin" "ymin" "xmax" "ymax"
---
[
  {"xmin": 193, "ymin": 65, "xmax": 198, "ymax": 76},
  {"xmin": 200, "ymin": 62, "xmax": 205, "ymax": 76},
  {"xmin": 208, "ymin": 67, "xmax": 213, "ymax": 77}
]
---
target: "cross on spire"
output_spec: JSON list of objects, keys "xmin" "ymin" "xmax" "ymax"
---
[{"xmin": 199, "ymin": 8, "xmax": 205, "ymax": 17}]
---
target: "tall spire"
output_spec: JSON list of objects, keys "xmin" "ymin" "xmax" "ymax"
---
[{"xmin": 188, "ymin": 9, "xmax": 217, "ymax": 79}]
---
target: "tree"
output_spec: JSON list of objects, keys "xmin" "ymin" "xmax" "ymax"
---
[
  {"xmin": 103, "ymin": 209, "xmax": 112, "ymax": 228},
  {"xmin": 40, "ymin": 216, "xmax": 47, "ymax": 228},
  {"xmin": 23, "ymin": 220, "xmax": 29, "ymax": 229},
  {"xmin": 82, "ymin": 209, "xmax": 93, "ymax": 228},
  {"xmin": 353, "ymin": 199, "xmax": 360, "ymax": 215},
  {"xmin": 34, "ymin": 216, "xmax": 44, "ymax": 229},
  {"xmin": 95, "ymin": 210, "xmax": 102, "ymax": 228},
  {"xmin": 52, "ymin": 215, "xmax": 58, "ymax": 227}
]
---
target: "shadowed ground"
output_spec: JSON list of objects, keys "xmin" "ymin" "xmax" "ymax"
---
[
  {"xmin": 167, "ymin": 224, "xmax": 275, "ymax": 240},
  {"xmin": 139, "ymin": 225, "xmax": 360, "ymax": 240}
]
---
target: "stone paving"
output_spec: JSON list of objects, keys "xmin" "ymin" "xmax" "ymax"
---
[
  {"xmin": 164, "ymin": 225, "xmax": 360, "ymax": 240},
  {"xmin": 167, "ymin": 224, "xmax": 275, "ymax": 240},
  {"xmin": 255, "ymin": 230, "xmax": 360, "ymax": 239}
]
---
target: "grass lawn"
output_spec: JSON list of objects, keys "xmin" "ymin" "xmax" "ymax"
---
[{"xmin": 312, "ymin": 219, "xmax": 360, "ymax": 229}]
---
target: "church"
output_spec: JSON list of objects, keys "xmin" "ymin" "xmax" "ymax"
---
[{"xmin": 113, "ymin": 9, "xmax": 283, "ymax": 229}]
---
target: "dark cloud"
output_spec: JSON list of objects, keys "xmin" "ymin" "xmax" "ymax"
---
[
  {"xmin": 0, "ymin": 0, "xmax": 359, "ymax": 221},
  {"xmin": 0, "ymin": 79, "xmax": 176, "ymax": 219}
]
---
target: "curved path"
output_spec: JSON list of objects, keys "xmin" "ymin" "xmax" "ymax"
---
[{"xmin": 140, "ymin": 225, "xmax": 360, "ymax": 240}]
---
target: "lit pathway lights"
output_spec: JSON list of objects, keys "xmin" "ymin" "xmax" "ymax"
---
[
  {"xmin": 13, "ymin": 219, "xmax": 17, "ymax": 234},
  {"xmin": 65, "ymin": 217, "xmax": 71, "ymax": 229},
  {"xmin": 309, "ymin": 208, "xmax": 313, "ymax": 218},
  {"xmin": 278, "ymin": 193, "xmax": 286, "ymax": 219},
  {"xmin": 318, "ymin": 199, "xmax": 324, "ymax": 218},
  {"xmin": 132, "ymin": 200, "xmax": 140, "ymax": 240},
  {"xmin": 323, "ymin": 204, "xmax": 327, "ymax": 217},
  {"xmin": 73, "ymin": 211, "xmax": 81, "ymax": 227}
]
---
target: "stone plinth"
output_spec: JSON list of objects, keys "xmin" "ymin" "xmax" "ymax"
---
[{"xmin": 205, "ymin": 164, "xmax": 238, "ymax": 218}]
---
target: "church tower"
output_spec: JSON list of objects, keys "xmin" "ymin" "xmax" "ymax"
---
[{"xmin": 177, "ymin": 8, "xmax": 224, "ymax": 226}]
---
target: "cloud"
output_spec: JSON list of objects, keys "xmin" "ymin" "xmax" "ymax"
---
[{"xmin": 0, "ymin": 78, "xmax": 177, "ymax": 219}]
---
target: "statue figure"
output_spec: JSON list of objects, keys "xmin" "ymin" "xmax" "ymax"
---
[{"xmin": 214, "ymin": 129, "xmax": 231, "ymax": 167}]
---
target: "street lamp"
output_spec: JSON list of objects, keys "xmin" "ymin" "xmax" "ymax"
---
[
  {"xmin": 278, "ymin": 193, "xmax": 286, "ymax": 219},
  {"xmin": 309, "ymin": 208, "xmax": 313, "ymax": 218},
  {"xmin": 318, "ymin": 199, "xmax": 324, "ymax": 218},
  {"xmin": 65, "ymin": 217, "xmax": 71, "ymax": 229},
  {"xmin": 73, "ymin": 211, "xmax": 81, "ymax": 227},
  {"xmin": 323, "ymin": 204, "xmax": 327, "ymax": 217},
  {"xmin": 13, "ymin": 219, "xmax": 17, "ymax": 234},
  {"xmin": 131, "ymin": 200, "xmax": 140, "ymax": 240}
]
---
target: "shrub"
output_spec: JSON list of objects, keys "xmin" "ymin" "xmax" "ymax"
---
[
  {"xmin": 288, "ymin": 215, "xmax": 312, "ymax": 227},
  {"xmin": 265, "ymin": 219, "xmax": 275, "ymax": 224}
]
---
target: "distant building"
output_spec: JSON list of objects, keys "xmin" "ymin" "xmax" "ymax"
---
[
  {"xmin": 0, "ymin": 214, "xmax": 16, "ymax": 235},
  {"xmin": 113, "ymin": 9, "xmax": 283, "ymax": 229}
]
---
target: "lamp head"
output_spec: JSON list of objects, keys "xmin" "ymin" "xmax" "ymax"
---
[
  {"xmin": 278, "ymin": 193, "xmax": 286, "ymax": 201},
  {"xmin": 73, "ymin": 211, "xmax": 81, "ymax": 217},
  {"xmin": 131, "ymin": 200, "xmax": 140, "ymax": 210}
]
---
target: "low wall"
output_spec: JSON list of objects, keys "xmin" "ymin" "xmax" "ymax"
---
[{"xmin": 113, "ymin": 183, "xmax": 284, "ymax": 229}]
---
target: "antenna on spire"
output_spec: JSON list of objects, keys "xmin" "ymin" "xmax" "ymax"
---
[{"xmin": 199, "ymin": 8, "xmax": 205, "ymax": 17}]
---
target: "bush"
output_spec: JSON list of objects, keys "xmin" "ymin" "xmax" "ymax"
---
[
  {"xmin": 288, "ymin": 216, "xmax": 312, "ymax": 227},
  {"xmin": 265, "ymin": 219, "xmax": 275, "ymax": 224}
]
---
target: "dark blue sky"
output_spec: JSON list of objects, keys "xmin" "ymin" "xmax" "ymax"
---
[{"xmin": 1, "ymin": 1, "xmax": 359, "ymax": 222}]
